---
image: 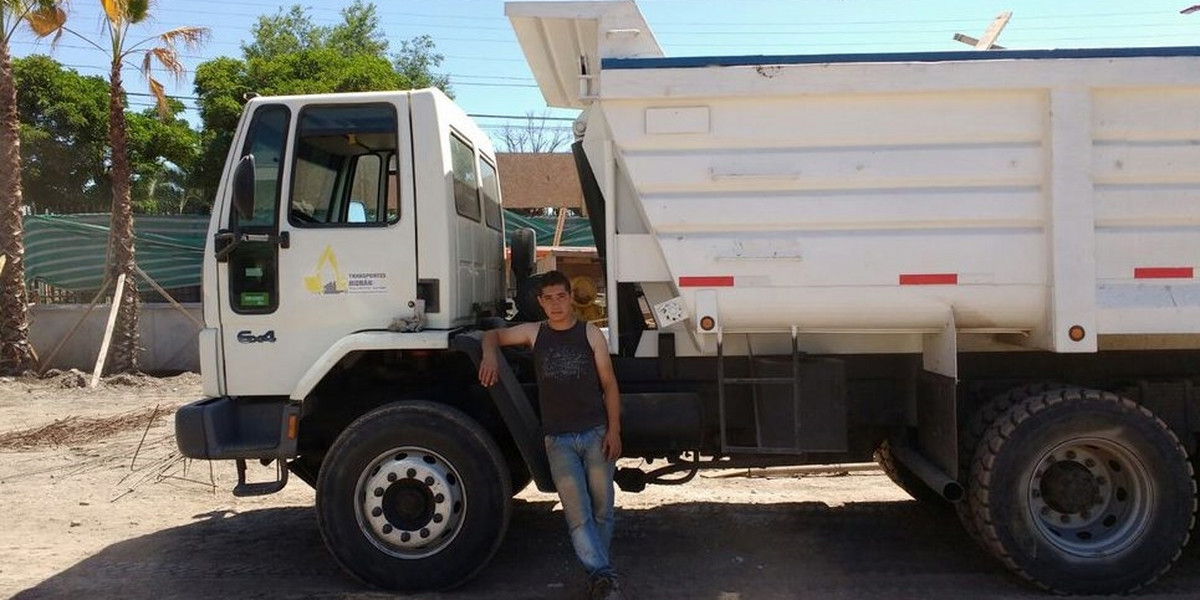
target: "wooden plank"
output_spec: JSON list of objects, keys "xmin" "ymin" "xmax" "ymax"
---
[
  {"xmin": 90, "ymin": 272, "xmax": 126, "ymax": 388},
  {"xmin": 975, "ymin": 12, "xmax": 1012, "ymax": 50},
  {"xmin": 135, "ymin": 265, "xmax": 203, "ymax": 330},
  {"xmin": 551, "ymin": 209, "xmax": 568, "ymax": 246},
  {"xmin": 37, "ymin": 276, "xmax": 111, "ymax": 376}
]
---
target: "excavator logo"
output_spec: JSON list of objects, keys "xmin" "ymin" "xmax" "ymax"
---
[{"xmin": 304, "ymin": 245, "xmax": 348, "ymax": 295}]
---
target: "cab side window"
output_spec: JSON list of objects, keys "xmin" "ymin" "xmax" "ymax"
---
[
  {"xmin": 451, "ymin": 134, "xmax": 480, "ymax": 221},
  {"xmin": 480, "ymin": 157, "xmax": 502, "ymax": 231},
  {"xmin": 289, "ymin": 103, "xmax": 399, "ymax": 227}
]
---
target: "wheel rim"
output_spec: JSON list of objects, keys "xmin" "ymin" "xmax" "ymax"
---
[
  {"xmin": 1025, "ymin": 437, "xmax": 1154, "ymax": 557},
  {"xmin": 354, "ymin": 447, "xmax": 467, "ymax": 559}
]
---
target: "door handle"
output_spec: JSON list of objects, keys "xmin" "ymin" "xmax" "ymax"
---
[{"xmin": 214, "ymin": 230, "xmax": 290, "ymax": 263}]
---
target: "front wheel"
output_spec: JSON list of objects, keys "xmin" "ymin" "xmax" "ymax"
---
[
  {"xmin": 971, "ymin": 389, "xmax": 1196, "ymax": 594},
  {"xmin": 316, "ymin": 401, "xmax": 512, "ymax": 591}
]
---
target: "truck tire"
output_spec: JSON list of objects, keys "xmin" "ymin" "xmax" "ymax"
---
[
  {"xmin": 874, "ymin": 438, "xmax": 947, "ymax": 506},
  {"xmin": 510, "ymin": 227, "xmax": 537, "ymax": 280},
  {"xmin": 970, "ymin": 389, "xmax": 1196, "ymax": 594},
  {"xmin": 957, "ymin": 382, "xmax": 1072, "ymax": 547},
  {"xmin": 316, "ymin": 401, "xmax": 512, "ymax": 592}
]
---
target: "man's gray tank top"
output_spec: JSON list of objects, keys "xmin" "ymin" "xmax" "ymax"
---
[{"xmin": 533, "ymin": 320, "xmax": 606, "ymax": 435}]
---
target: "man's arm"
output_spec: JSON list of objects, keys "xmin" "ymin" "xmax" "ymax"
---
[
  {"xmin": 478, "ymin": 323, "xmax": 538, "ymax": 388},
  {"xmin": 587, "ymin": 324, "xmax": 622, "ymax": 460}
]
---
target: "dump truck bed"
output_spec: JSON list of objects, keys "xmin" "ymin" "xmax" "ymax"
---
[{"xmin": 510, "ymin": 2, "xmax": 1200, "ymax": 355}]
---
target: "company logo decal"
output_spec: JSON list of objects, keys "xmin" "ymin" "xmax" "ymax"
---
[{"xmin": 305, "ymin": 245, "xmax": 348, "ymax": 294}]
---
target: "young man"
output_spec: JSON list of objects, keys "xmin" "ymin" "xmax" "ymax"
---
[{"xmin": 478, "ymin": 270, "xmax": 624, "ymax": 600}]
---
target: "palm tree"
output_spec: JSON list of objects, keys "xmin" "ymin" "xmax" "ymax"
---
[
  {"xmin": 0, "ymin": 0, "xmax": 64, "ymax": 375},
  {"xmin": 57, "ymin": 0, "xmax": 207, "ymax": 373}
]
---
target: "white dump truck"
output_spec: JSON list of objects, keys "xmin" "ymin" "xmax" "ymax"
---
[{"xmin": 177, "ymin": 0, "xmax": 1200, "ymax": 594}]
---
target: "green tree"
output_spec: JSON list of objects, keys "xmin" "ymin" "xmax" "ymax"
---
[
  {"xmin": 0, "ymin": 1, "xmax": 65, "ymax": 375},
  {"xmin": 15, "ymin": 54, "xmax": 110, "ymax": 213},
  {"xmin": 193, "ymin": 2, "xmax": 450, "ymax": 203},
  {"xmin": 126, "ymin": 100, "xmax": 201, "ymax": 213},
  {"xmin": 16, "ymin": 55, "xmax": 201, "ymax": 215},
  {"xmin": 56, "ymin": 0, "xmax": 208, "ymax": 374},
  {"xmin": 395, "ymin": 35, "xmax": 450, "ymax": 91}
]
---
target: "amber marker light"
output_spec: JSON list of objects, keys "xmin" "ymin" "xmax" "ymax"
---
[
  {"xmin": 1068, "ymin": 325, "xmax": 1086, "ymax": 342},
  {"xmin": 699, "ymin": 316, "xmax": 716, "ymax": 331},
  {"xmin": 288, "ymin": 414, "xmax": 299, "ymax": 439}
]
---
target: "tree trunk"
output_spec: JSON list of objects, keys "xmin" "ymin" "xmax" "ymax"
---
[
  {"xmin": 107, "ymin": 63, "xmax": 139, "ymax": 374},
  {"xmin": 0, "ymin": 40, "xmax": 36, "ymax": 375}
]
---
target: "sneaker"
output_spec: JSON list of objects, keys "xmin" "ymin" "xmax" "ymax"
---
[{"xmin": 589, "ymin": 574, "xmax": 624, "ymax": 600}]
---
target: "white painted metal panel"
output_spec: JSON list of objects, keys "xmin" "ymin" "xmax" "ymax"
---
[{"xmin": 512, "ymin": 1, "xmax": 1200, "ymax": 353}]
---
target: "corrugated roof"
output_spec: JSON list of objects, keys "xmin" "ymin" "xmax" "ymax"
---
[{"xmin": 497, "ymin": 153, "xmax": 584, "ymax": 210}]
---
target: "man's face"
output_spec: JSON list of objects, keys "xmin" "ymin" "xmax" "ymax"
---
[{"xmin": 537, "ymin": 284, "xmax": 572, "ymax": 322}]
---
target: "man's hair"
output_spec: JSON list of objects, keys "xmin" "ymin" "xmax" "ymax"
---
[{"xmin": 537, "ymin": 270, "xmax": 571, "ymax": 295}]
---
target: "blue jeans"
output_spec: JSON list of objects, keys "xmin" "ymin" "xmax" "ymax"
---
[{"xmin": 544, "ymin": 424, "xmax": 616, "ymax": 578}]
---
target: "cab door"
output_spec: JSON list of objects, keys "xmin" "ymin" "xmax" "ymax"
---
[{"xmin": 215, "ymin": 97, "xmax": 416, "ymax": 396}]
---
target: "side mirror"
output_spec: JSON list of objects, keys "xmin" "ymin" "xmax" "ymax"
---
[{"xmin": 232, "ymin": 154, "xmax": 256, "ymax": 222}]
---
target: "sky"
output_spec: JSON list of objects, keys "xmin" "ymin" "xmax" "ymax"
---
[{"xmin": 10, "ymin": 0, "xmax": 1200, "ymax": 140}]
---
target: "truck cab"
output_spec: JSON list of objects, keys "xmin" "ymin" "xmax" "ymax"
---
[{"xmin": 198, "ymin": 89, "xmax": 504, "ymax": 400}]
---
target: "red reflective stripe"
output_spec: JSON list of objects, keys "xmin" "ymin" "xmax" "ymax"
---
[
  {"xmin": 679, "ymin": 276, "xmax": 735, "ymax": 287},
  {"xmin": 1134, "ymin": 267, "xmax": 1194, "ymax": 279},
  {"xmin": 899, "ymin": 273, "xmax": 958, "ymax": 285}
]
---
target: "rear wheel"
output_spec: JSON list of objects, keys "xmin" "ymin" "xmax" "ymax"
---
[
  {"xmin": 957, "ymin": 383, "xmax": 1071, "ymax": 547},
  {"xmin": 970, "ymin": 389, "xmax": 1195, "ymax": 594},
  {"xmin": 316, "ymin": 401, "xmax": 512, "ymax": 591}
]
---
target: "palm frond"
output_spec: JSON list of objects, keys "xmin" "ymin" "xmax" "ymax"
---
[
  {"xmin": 25, "ymin": 5, "xmax": 65, "ymax": 39},
  {"xmin": 146, "ymin": 75, "xmax": 167, "ymax": 118},
  {"xmin": 158, "ymin": 25, "xmax": 208, "ymax": 50},
  {"xmin": 101, "ymin": 0, "xmax": 121, "ymax": 25},
  {"xmin": 149, "ymin": 46, "xmax": 181, "ymax": 75},
  {"xmin": 127, "ymin": 0, "xmax": 147, "ymax": 23}
]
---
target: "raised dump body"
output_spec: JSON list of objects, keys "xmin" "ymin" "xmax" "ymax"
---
[{"xmin": 511, "ymin": 2, "xmax": 1200, "ymax": 358}]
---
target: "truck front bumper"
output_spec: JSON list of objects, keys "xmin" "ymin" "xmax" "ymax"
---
[{"xmin": 175, "ymin": 396, "xmax": 300, "ymax": 460}]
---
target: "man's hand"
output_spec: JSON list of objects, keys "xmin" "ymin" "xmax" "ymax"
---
[
  {"xmin": 478, "ymin": 324, "xmax": 537, "ymax": 389},
  {"xmin": 478, "ymin": 351, "xmax": 498, "ymax": 387},
  {"xmin": 603, "ymin": 427, "xmax": 622, "ymax": 461}
]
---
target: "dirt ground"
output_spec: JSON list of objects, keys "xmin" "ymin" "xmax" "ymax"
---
[{"xmin": 2, "ymin": 374, "xmax": 1200, "ymax": 600}]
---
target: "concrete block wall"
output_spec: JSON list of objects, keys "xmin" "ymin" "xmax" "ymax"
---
[{"xmin": 29, "ymin": 303, "xmax": 202, "ymax": 373}]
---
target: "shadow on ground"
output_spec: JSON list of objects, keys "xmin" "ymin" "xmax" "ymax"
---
[{"xmin": 12, "ymin": 498, "xmax": 1200, "ymax": 600}]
